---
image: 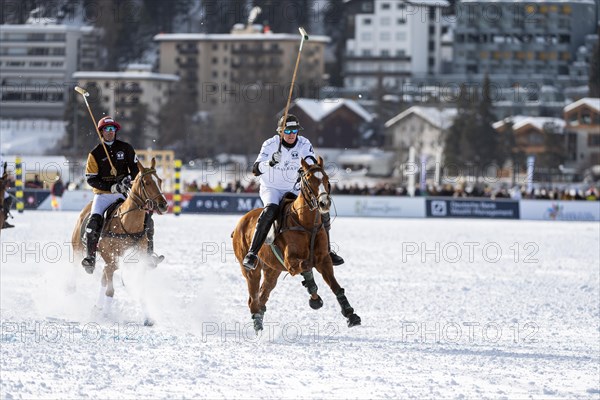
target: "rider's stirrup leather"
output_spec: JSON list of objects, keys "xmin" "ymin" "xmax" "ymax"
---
[
  {"xmin": 243, "ymin": 253, "xmax": 259, "ymax": 270},
  {"xmin": 330, "ymin": 251, "xmax": 344, "ymax": 266}
]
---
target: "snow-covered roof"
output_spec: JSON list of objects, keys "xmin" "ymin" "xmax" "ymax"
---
[
  {"xmin": 291, "ymin": 98, "xmax": 373, "ymax": 123},
  {"xmin": 406, "ymin": 0, "xmax": 450, "ymax": 6},
  {"xmin": 0, "ymin": 119, "xmax": 66, "ymax": 156},
  {"xmin": 385, "ymin": 106, "xmax": 457, "ymax": 129},
  {"xmin": 154, "ymin": 33, "xmax": 329, "ymax": 43},
  {"xmin": 493, "ymin": 116, "xmax": 566, "ymax": 133},
  {"xmin": 564, "ymin": 97, "xmax": 600, "ymax": 113},
  {"xmin": 0, "ymin": 24, "xmax": 94, "ymax": 32},
  {"xmin": 460, "ymin": 0, "xmax": 594, "ymax": 3},
  {"xmin": 73, "ymin": 71, "xmax": 179, "ymax": 82}
]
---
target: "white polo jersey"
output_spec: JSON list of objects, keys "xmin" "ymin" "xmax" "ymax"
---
[{"xmin": 255, "ymin": 135, "xmax": 316, "ymax": 192}]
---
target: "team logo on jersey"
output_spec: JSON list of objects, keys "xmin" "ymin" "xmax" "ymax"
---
[
  {"xmin": 291, "ymin": 151, "xmax": 299, "ymax": 159},
  {"xmin": 116, "ymin": 151, "xmax": 125, "ymax": 160}
]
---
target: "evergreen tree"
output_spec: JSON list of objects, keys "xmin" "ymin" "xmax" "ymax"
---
[
  {"xmin": 589, "ymin": 27, "xmax": 600, "ymax": 97},
  {"xmin": 201, "ymin": 0, "xmax": 247, "ymax": 33},
  {"xmin": 324, "ymin": 0, "xmax": 347, "ymax": 87},
  {"xmin": 253, "ymin": 0, "xmax": 313, "ymax": 33},
  {"xmin": 443, "ymin": 77, "xmax": 500, "ymax": 171}
]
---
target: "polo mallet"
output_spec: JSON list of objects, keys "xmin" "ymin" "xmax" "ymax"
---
[
  {"xmin": 74, "ymin": 86, "xmax": 117, "ymax": 176},
  {"xmin": 278, "ymin": 27, "xmax": 309, "ymax": 152}
]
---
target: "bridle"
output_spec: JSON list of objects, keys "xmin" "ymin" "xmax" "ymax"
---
[
  {"xmin": 298, "ymin": 164, "xmax": 331, "ymax": 212},
  {"xmin": 121, "ymin": 168, "xmax": 166, "ymax": 215}
]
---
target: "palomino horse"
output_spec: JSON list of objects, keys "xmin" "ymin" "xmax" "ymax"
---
[
  {"xmin": 232, "ymin": 156, "xmax": 361, "ymax": 332},
  {"xmin": 0, "ymin": 162, "xmax": 8, "ymax": 234},
  {"xmin": 71, "ymin": 158, "xmax": 168, "ymax": 321}
]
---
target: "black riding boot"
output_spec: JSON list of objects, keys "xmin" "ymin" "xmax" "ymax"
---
[
  {"xmin": 144, "ymin": 213, "xmax": 164, "ymax": 267},
  {"xmin": 322, "ymin": 212, "xmax": 344, "ymax": 266},
  {"xmin": 2, "ymin": 196, "xmax": 14, "ymax": 229},
  {"xmin": 81, "ymin": 214, "xmax": 103, "ymax": 272},
  {"xmin": 243, "ymin": 204, "xmax": 280, "ymax": 270}
]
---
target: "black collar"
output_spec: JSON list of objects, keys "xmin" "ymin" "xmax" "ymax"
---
[{"xmin": 282, "ymin": 137, "xmax": 298, "ymax": 149}]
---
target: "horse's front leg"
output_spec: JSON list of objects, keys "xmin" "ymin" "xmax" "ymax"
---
[
  {"xmin": 243, "ymin": 269, "xmax": 263, "ymax": 332},
  {"xmin": 103, "ymin": 261, "xmax": 117, "ymax": 297},
  {"xmin": 315, "ymin": 256, "xmax": 361, "ymax": 328},
  {"xmin": 258, "ymin": 268, "xmax": 282, "ymax": 316}
]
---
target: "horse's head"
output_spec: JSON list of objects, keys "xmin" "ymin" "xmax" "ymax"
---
[
  {"xmin": 299, "ymin": 156, "xmax": 331, "ymax": 214},
  {"xmin": 130, "ymin": 158, "xmax": 168, "ymax": 214}
]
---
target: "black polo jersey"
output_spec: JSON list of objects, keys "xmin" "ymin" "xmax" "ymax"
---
[{"xmin": 85, "ymin": 140, "xmax": 139, "ymax": 194}]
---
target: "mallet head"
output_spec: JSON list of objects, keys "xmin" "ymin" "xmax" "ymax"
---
[
  {"xmin": 299, "ymin": 27, "xmax": 309, "ymax": 41},
  {"xmin": 74, "ymin": 86, "xmax": 89, "ymax": 97}
]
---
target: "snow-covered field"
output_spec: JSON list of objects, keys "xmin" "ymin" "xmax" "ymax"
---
[{"xmin": 1, "ymin": 211, "xmax": 599, "ymax": 399}]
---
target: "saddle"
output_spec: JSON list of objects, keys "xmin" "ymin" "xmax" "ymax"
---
[
  {"xmin": 80, "ymin": 199, "xmax": 126, "ymax": 245},
  {"xmin": 265, "ymin": 192, "xmax": 297, "ymax": 245}
]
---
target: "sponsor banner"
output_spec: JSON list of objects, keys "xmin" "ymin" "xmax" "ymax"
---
[
  {"xmin": 164, "ymin": 193, "xmax": 263, "ymax": 214},
  {"xmin": 333, "ymin": 196, "xmax": 426, "ymax": 218},
  {"xmin": 520, "ymin": 200, "xmax": 600, "ymax": 221},
  {"xmin": 426, "ymin": 198, "xmax": 520, "ymax": 219}
]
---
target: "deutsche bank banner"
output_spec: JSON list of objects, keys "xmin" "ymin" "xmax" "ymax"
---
[{"xmin": 426, "ymin": 198, "xmax": 520, "ymax": 219}]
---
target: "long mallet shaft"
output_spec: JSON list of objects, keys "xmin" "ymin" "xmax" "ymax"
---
[
  {"xmin": 74, "ymin": 86, "xmax": 117, "ymax": 176},
  {"xmin": 279, "ymin": 27, "xmax": 309, "ymax": 152}
]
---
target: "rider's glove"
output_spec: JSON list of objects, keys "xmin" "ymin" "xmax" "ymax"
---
[
  {"xmin": 269, "ymin": 151, "xmax": 281, "ymax": 167},
  {"xmin": 110, "ymin": 176, "xmax": 131, "ymax": 194}
]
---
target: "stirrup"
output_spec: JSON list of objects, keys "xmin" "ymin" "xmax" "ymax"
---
[
  {"xmin": 243, "ymin": 253, "xmax": 259, "ymax": 271},
  {"xmin": 2, "ymin": 221, "xmax": 14, "ymax": 229},
  {"xmin": 330, "ymin": 251, "xmax": 344, "ymax": 266}
]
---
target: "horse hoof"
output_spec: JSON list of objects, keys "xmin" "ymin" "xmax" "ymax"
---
[
  {"xmin": 84, "ymin": 265, "xmax": 94, "ymax": 274},
  {"xmin": 347, "ymin": 313, "xmax": 361, "ymax": 327},
  {"xmin": 309, "ymin": 295, "xmax": 323, "ymax": 310},
  {"xmin": 252, "ymin": 313, "xmax": 263, "ymax": 332},
  {"xmin": 144, "ymin": 318, "xmax": 155, "ymax": 327}
]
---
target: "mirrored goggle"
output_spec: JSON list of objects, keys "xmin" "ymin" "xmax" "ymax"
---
[
  {"xmin": 103, "ymin": 126, "xmax": 117, "ymax": 132},
  {"xmin": 283, "ymin": 129, "xmax": 299, "ymax": 135}
]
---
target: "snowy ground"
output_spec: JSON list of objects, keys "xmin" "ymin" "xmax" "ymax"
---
[{"xmin": 1, "ymin": 211, "xmax": 599, "ymax": 399}]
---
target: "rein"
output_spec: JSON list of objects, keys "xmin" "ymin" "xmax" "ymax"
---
[
  {"xmin": 109, "ymin": 168, "xmax": 164, "ymax": 237},
  {"xmin": 279, "ymin": 164, "xmax": 329, "ymax": 269}
]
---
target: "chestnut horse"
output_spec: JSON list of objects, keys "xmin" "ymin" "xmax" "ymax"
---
[
  {"xmin": 232, "ymin": 156, "xmax": 361, "ymax": 332},
  {"xmin": 71, "ymin": 158, "xmax": 168, "ymax": 322}
]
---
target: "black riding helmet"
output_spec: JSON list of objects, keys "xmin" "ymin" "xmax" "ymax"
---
[{"xmin": 277, "ymin": 114, "xmax": 304, "ymax": 133}]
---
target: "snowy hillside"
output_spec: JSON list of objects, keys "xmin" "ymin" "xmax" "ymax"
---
[{"xmin": 1, "ymin": 212, "xmax": 599, "ymax": 398}]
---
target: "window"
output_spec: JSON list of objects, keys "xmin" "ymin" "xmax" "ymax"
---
[
  {"xmin": 361, "ymin": 2, "xmax": 373, "ymax": 12},
  {"xmin": 361, "ymin": 32, "xmax": 372, "ymax": 41},
  {"xmin": 380, "ymin": 32, "xmax": 391, "ymax": 41},
  {"xmin": 362, "ymin": 49, "xmax": 371, "ymax": 56},
  {"xmin": 212, "ymin": 57, "xmax": 218, "ymax": 64},
  {"xmin": 588, "ymin": 133, "xmax": 600, "ymax": 147},
  {"xmin": 395, "ymin": 32, "xmax": 406, "ymax": 41},
  {"xmin": 581, "ymin": 112, "xmax": 592, "ymax": 125},
  {"xmin": 381, "ymin": 17, "xmax": 390, "ymax": 26},
  {"xmin": 363, "ymin": 18, "xmax": 372, "ymax": 25},
  {"xmin": 381, "ymin": 3, "xmax": 390, "ymax": 10},
  {"xmin": 528, "ymin": 132, "xmax": 544, "ymax": 145},
  {"xmin": 212, "ymin": 43, "xmax": 218, "ymax": 50},
  {"xmin": 381, "ymin": 49, "xmax": 390, "ymax": 57},
  {"xmin": 397, "ymin": 18, "xmax": 406, "ymax": 24}
]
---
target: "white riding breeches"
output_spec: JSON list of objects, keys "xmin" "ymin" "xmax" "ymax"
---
[
  {"xmin": 259, "ymin": 185, "xmax": 299, "ymax": 207},
  {"xmin": 90, "ymin": 193, "xmax": 125, "ymax": 216}
]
